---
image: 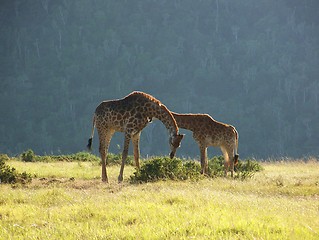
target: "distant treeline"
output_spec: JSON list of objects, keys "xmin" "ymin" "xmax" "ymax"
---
[{"xmin": 1, "ymin": 0, "xmax": 318, "ymax": 158}]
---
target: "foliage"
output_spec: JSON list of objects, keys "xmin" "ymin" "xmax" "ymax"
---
[
  {"xmin": 0, "ymin": 154, "xmax": 32, "ymax": 184},
  {"xmin": 21, "ymin": 149, "xmax": 37, "ymax": 162},
  {"xmin": 18, "ymin": 150, "xmax": 133, "ymax": 165},
  {"xmin": 1, "ymin": 0, "xmax": 319, "ymax": 158},
  {"xmin": 104, "ymin": 153, "xmax": 134, "ymax": 166},
  {"xmin": 207, "ymin": 155, "xmax": 226, "ymax": 178},
  {"xmin": 19, "ymin": 150, "xmax": 99, "ymax": 162},
  {"xmin": 207, "ymin": 156, "xmax": 264, "ymax": 180},
  {"xmin": 183, "ymin": 160, "xmax": 202, "ymax": 180},
  {"xmin": 235, "ymin": 158, "xmax": 264, "ymax": 180},
  {"xmin": 130, "ymin": 157, "xmax": 202, "ymax": 183},
  {"xmin": 130, "ymin": 156, "xmax": 263, "ymax": 183},
  {"xmin": 50, "ymin": 152, "xmax": 101, "ymax": 162},
  {"xmin": 0, "ymin": 154, "xmax": 10, "ymax": 162}
]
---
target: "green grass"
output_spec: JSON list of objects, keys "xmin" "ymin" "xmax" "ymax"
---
[{"xmin": 1, "ymin": 158, "xmax": 318, "ymax": 239}]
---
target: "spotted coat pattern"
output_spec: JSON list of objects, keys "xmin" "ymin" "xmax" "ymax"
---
[
  {"xmin": 172, "ymin": 112, "xmax": 239, "ymax": 177},
  {"xmin": 88, "ymin": 91, "xmax": 184, "ymax": 182}
]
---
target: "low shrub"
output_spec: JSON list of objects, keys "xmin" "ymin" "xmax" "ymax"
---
[
  {"xmin": 50, "ymin": 152, "xmax": 101, "ymax": 162},
  {"xmin": 0, "ymin": 155, "xmax": 32, "ymax": 184},
  {"xmin": 0, "ymin": 154, "xmax": 10, "ymax": 162},
  {"xmin": 18, "ymin": 150, "xmax": 133, "ymax": 165},
  {"xmin": 206, "ymin": 156, "xmax": 263, "ymax": 179},
  {"xmin": 235, "ymin": 158, "xmax": 264, "ymax": 180},
  {"xmin": 183, "ymin": 160, "xmax": 202, "ymax": 180},
  {"xmin": 21, "ymin": 149, "xmax": 37, "ymax": 162},
  {"xmin": 104, "ymin": 153, "xmax": 134, "ymax": 166},
  {"xmin": 131, "ymin": 156, "xmax": 263, "ymax": 183},
  {"xmin": 207, "ymin": 156, "xmax": 225, "ymax": 178},
  {"xmin": 130, "ymin": 157, "xmax": 202, "ymax": 183}
]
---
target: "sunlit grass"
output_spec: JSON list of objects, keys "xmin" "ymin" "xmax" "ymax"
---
[
  {"xmin": 6, "ymin": 161, "xmax": 104, "ymax": 180},
  {"xmin": 1, "ymin": 159, "xmax": 318, "ymax": 239}
]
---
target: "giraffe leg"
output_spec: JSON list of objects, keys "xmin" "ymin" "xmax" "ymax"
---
[
  {"xmin": 99, "ymin": 140, "xmax": 107, "ymax": 182},
  {"xmin": 230, "ymin": 158, "xmax": 235, "ymax": 178},
  {"xmin": 227, "ymin": 147, "xmax": 235, "ymax": 178},
  {"xmin": 98, "ymin": 132, "xmax": 112, "ymax": 183},
  {"xmin": 199, "ymin": 144, "xmax": 208, "ymax": 175},
  {"xmin": 118, "ymin": 133, "xmax": 131, "ymax": 183},
  {"xmin": 132, "ymin": 132, "xmax": 141, "ymax": 169},
  {"xmin": 97, "ymin": 127, "xmax": 114, "ymax": 183},
  {"xmin": 223, "ymin": 143, "xmax": 236, "ymax": 178},
  {"xmin": 221, "ymin": 146, "xmax": 230, "ymax": 177}
]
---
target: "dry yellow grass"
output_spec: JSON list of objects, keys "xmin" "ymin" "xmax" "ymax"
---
[{"xmin": 1, "ymin": 159, "xmax": 318, "ymax": 239}]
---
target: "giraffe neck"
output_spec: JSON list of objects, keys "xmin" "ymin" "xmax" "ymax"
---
[
  {"xmin": 153, "ymin": 104, "xmax": 179, "ymax": 137},
  {"xmin": 122, "ymin": 91, "xmax": 179, "ymax": 136}
]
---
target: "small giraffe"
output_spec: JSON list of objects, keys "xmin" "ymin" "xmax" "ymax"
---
[
  {"xmin": 171, "ymin": 112, "xmax": 239, "ymax": 177},
  {"xmin": 87, "ymin": 91, "xmax": 184, "ymax": 183}
]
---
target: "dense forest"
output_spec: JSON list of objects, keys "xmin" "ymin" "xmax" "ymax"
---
[{"xmin": 1, "ymin": 0, "xmax": 318, "ymax": 159}]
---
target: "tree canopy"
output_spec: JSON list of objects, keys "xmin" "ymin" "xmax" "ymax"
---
[{"xmin": 1, "ymin": 0, "xmax": 318, "ymax": 158}]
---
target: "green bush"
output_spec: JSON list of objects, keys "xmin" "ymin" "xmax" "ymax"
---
[
  {"xmin": 207, "ymin": 156, "xmax": 226, "ymax": 178},
  {"xmin": 235, "ymin": 158, "xmax": 263, "ymax": 180},
  {"xmin": 50, "ymin": 152, "xmax": 101, "ymax": 162},
  {"xmin": 105, "ymin": 153, "xmax": 134, "ymax": 166},
  {"xmin": 18, "ymin": 150, "xmax": 133, "ymax": 165},
  {"xmin": 19, "ymin": 150, "xmax": 100, "ymax": 163},
  {"xmin": 206, "ymin": 156, "xmax": 263, "ymax": 179},
  {"xmin": 79, "ymin": 153, "xmax": 134, "ymax": 166},
  {"xmin": 131, "ymin": 156, "xmax": 263, "ymax": 183},
  {"xmin": 130, "ymin": 157, "xmax": 202, "ymax": 183},
  {"xmin": 183, "ymin": 160, "xmax": 202, "ymax": 180},
  {"xmin": 0, "ymin": 155, "xmax": 32, "ymax": 184},
  {"xmin": 0, "ymin": 154, "xmax": 10, "ymax": 162},
  {"xmin": 21, "ymin": 149, "xmax": 37, "ymax": 162}
]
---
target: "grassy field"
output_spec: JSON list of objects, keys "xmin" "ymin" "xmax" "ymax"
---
[{"xmin": 1, "ymin": 159, "xmax": 319, "ymax": 239}]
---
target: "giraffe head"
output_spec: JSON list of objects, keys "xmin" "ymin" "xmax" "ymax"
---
[{"xmin": 169, "ymin": 133, "xmax": 184, "ymax": 158}]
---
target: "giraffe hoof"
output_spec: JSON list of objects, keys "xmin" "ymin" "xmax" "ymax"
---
[
  {"xmin": 102, "ymin": 178, "xmax": 108, "ymax": 183},
  {"xmin": 118, "ymin": 175, "xmax": 123, "ymax": 183}
]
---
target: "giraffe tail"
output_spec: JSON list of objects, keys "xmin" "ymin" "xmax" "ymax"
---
[
  {"xmin": 233, "ymin": 127, "xmax": 239, "ymax": 165},
  {"xmin": 87, "ymin": 114, "xmax": 96, "ymax": 151}
]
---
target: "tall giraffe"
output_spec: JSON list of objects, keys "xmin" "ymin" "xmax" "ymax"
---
[
  {"xmin": 87, "ymin": 91, "xmax": 184, "ymax": 183},
  {"xmin": 171, "ymin": 112, "xmax": 239, "ymax": 177}
]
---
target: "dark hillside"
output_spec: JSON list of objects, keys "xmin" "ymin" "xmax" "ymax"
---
[{"xmin": 1, "ymin": 0, "xmax": 318, "ymax": 158}]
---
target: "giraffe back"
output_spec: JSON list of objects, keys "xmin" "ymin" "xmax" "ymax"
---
[
  {"xmin": 172, "ymin": 112, "xmax": 237, "ymax": 147},
  {"xmin": 95, "ymin": 91, "xmax": 179, "ymax": 136}
]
